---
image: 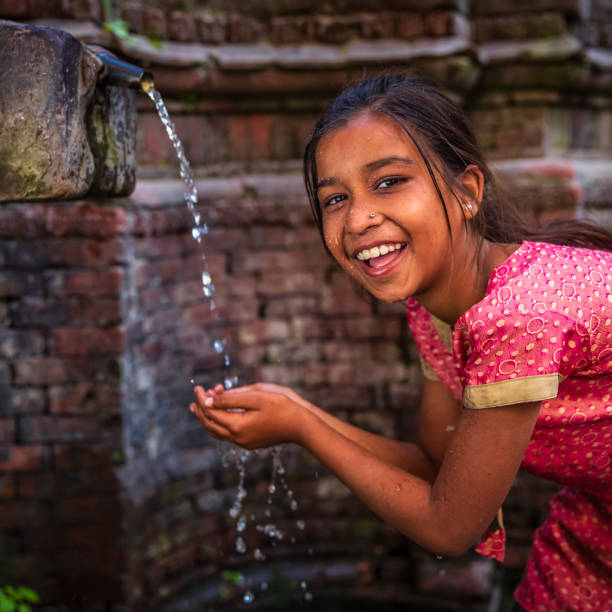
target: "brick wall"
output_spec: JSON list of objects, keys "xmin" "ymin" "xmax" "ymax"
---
[{"xmin": 1, "ymin": 1, "xmax": 612, "ymax": 610}]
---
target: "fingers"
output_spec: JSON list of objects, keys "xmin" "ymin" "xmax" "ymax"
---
[{"xmin": 190, "ymin": 401, "xmax": 232, "ymax": 441}]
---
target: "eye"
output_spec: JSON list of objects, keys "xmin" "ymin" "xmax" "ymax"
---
[
  {"xmin": 322, "ymin": 193, "xmax": 346, "ymax": 208},
  {"xmin": 376, "ymin": 176, "xmax": 405, "ymax": 190}
]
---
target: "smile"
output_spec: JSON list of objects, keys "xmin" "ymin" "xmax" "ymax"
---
[{"xmin": 353, "ymin": 242, "xmax": 407, "ymax": 275}]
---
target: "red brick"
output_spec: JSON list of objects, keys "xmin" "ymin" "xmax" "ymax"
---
[
  {"xmin": 16, "ymin": 472, "xmax": 56, "ymax": 498},
  {"xmin": 0, "ymin": 0, "xmax": 29, "ymax": 16},
  {"xmin": 0, "ymin": 473, "xmax": 15, "ymax": 498},
  {"xmin": 168, "ymin": 10, "xmax": 197, "ymax": 41},
  {"xmin": 397, "ymin": 14, "xmax": 426, "ymax": 39},
  {"xmin": 47, "ymin": 268, "xmax": 124, "ymax": 297},
  {"xmin": 6, "ymin": 388, "xmax": 45, "ymax": 415},
  {"xmin": 0, "ymin": 205, "xmax": 45, "ymax": 238},
  {"xmin": 54, "ymin": 443, "xmax": 117, "ymax": 470},
  {"xmin": 46, "ymin": 239, "xmax": 125, "ymax": 268},
  {"xmin": 0, "ymin": 445, "xmax": 46, "ymax": 471},
  {"xmin": 51, "ymin": 327, "xmax": 126, "ymax": 356},
  {"xmin": 21, "ymin": 416, "xmax": 102, "ymax": 443},
  {"xmin": 0, "ymin": 500, "xmax": 50, "ymax": 529},
  {"xmin": 0, "ymin": 419, "xmax": 15, "ymax": 443},
  {"xmin": 237, "ymin": 320, "xmax": 291, "ymax": 346},
  {"xmin": 49, "ymin": 383, "xmax": 120, "ymax": 415},
  {"xmin": 55, "ymin": 496, "xmax": 121, "ymax": 523},
  {"xmin": 196, "ymin": 11, "xmax": 228, "ymax": 43},
  {"xmin": 143, "ymin": 7, "xmax": 167, "ymax": 39},
  {"xmin": 425, "ymin": 11, "xmax": 453, "ymax": 36},
  {"xmin": 44, "ymin": 204, "xmax": 128, "ymax": 238}
]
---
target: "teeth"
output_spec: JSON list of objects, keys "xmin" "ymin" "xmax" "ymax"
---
[{"xmin": 356, "ymin": 243, "xmax": 403, "ymax": 261}]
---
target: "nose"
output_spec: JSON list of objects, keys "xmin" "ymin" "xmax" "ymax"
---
[{"xmin": 345, "ymin": 192, "xmax": 379, "ymax": 235}]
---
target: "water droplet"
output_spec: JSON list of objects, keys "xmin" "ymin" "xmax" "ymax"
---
[
  {"xmin": 213, "ymin": 339, "xmax": 225, "ymax": 353},
  {"xmin": 235, "ymin": 536, "xmax": 246, "ymax": 554},
  {"xmin": 304, "ymin": 592, "xmax": 313, "ymax": 601},
  {"xmin": 254, "ymin": 548, "xmax": 266, "ymax": 561},
  {"xmin": 189, "ymin": 378, "xmax": 195, "ymax": 384},
  {"xmin": 243, "ymin": 591, "xmax": 254, "ymax": 604},
  {"xmin": 192, "ymin": 227, "xmax": 201, "ymax": 241},
  {"xmin": 260, "ymin": 581, "xmax": 268, "ymax": 591},
  {"xmin": 202, "ymin": 271, "xmax": 212, "ymax": 285},
  {"xmin": 203, "ymin": 283, "xmax": 215, "ymax": 297},
  {"xmin": 224, "ymin": 375, "xmax": 238, "ymax": 389},
  {"xmin": 296, "ymin": 520, "xmax": 305, "ymax": 530},
  {"xmin": 265, "ymin": 508, "xmax": 271, "ymax": 517},
  {"xmin": 224, "ymin": 354, "xmax": 231, "ymax": 367},
  {"xmin": 300, "ymin": 581, "xmax": 307, "ymax": 590},
  {"xmin": 268, "ymin": 484, "xmax": 276, "ymax": 495},
  {"xmin": 290, "ymin": 500, "xmax": 298, "ymax": 511},
  {"xmin": 237, "ymin": 515, "xmax": 247, "ymax": 532},
  {"xmin": 436, "ymin": 555, "xmax": 444, "ymax": 561}
]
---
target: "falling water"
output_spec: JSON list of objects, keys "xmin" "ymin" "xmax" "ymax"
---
[{"xmin": 147, "ymin": 87, "xmax": 311, "ymax": 604}]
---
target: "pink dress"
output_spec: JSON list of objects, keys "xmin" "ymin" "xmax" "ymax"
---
[{"xmin": 406, "ymin": 241, "xmax": 612, "ymax": 612}]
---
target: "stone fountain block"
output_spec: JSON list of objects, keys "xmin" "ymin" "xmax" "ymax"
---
[{"xmin": 0, "ymin": 20, "xmax": 137, "ymax": 202}]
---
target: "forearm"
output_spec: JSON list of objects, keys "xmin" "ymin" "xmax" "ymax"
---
[
  {"xmin": 305, "ymin": 403, "xmax": 437, "ymax": 482},
  {"xmin": 297, "ymin": 409, "xmax": 460, "ymax": 555}
]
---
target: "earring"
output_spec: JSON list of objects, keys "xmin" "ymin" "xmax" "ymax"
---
[
  {"xmin": 369, "ymin": 212, "xmax": 376, "ymax": 218},
  {"xmin": 465, "ymin": 203, "xmax": 473, "ymax": 212}
]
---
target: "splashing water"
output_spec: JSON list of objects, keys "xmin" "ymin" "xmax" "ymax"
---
[{"xmin": 148, "ymin": 86, "xmax": 312, "ymax": 605}]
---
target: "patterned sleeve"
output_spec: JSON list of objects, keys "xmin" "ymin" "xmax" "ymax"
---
[
  {"xmin": 405, "ymin": 298, "xmax": 463, "ymax": 401},
  {"xmin": 457, "ymin": 305, "xmax": 589, "ymax": 410}
]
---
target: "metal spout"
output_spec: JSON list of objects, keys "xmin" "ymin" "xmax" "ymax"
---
[{"xmin": 88, "ymin": 46, "xmax": 154, "ymax": 92}]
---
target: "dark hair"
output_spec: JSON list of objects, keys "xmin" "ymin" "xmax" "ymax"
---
[{"xmin": 304, "ymin": 73, "xmax": 612, "ymax": 256}]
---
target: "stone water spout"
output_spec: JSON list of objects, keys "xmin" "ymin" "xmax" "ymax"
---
[{"xmin": 0, "ymin": 20, "xmax": 152, "ymax": 202}]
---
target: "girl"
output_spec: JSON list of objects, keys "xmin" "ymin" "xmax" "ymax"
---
[{"xmin": 190, "ymin": 74, "xmax": 612, "ymax": 612}]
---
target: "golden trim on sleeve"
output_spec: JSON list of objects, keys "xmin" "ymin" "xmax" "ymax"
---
[
  {"xmin": 463, "ymin": 374, "xmax": 561, "ymax": 409},
  {"xmin": 419, "ymin": 354, "xmax": 441, "ymax": 381}
]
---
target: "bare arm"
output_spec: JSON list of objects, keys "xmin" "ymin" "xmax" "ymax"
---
[{"xmin": 193, "ymin": 384, "xmax": 540, "ymax": 556}]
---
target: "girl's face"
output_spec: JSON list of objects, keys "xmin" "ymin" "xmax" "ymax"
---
[{"xmin": 315, "ymin": 112, "xmax": 476, "ymax": 305}]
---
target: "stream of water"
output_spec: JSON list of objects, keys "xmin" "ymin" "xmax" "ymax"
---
[{"xmin": 146, "ymin": 88, "xmax": 311, "ymax": 605}]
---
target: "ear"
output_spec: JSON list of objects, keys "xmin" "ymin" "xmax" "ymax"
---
[{"xmin": 458, "ymin": 165, "xmax": 484, "ymax": 218}]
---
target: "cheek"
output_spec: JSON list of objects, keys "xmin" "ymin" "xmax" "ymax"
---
[{"xmin": 322, "ymin": 219, "xmax": 344, "ymax": 256}]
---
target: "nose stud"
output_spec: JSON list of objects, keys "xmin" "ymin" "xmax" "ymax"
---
[{"xmin": 369, "ymin": 212, "xmax": 376, "ymax": 218}]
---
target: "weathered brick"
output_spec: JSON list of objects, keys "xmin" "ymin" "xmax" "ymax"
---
[
  {"xmin": 0, "ymin": 473, "xmax": 14, "ymax": 498},
  {"xmin": 0, "ymin": 419, "xmax": 16, "ymax": 443},
  {"xmin": 0, "ymin": 330, "xmax": 45, "ymax": 359},
  {"xmin": 237, "ymin": 320, "xmax": 291, "ymax": 346},
  {"xmin": 21, "ymin": 416, "xmax": 103, "ymax": 443},
  {"xmin": 0, "ymin": 271, "xmax": 40, "ymax": 298},
  {"xmin": 49, "ymin": 383, "xmax": 121, "ymax": 415},
  {"xmin": 55, "ymin": 496, "xmax": 121, "ymax": 523},
  {"xmin": 4, "ymin": 388, "xmax": 46, "ymax": 415},
  {"xmin": 46, "ymin": 268, "xmax": 124, "ymax": 297},
  {"xmin": 196, "ymin": 10, "xmax": 228, "ymax": 43},
  {"xmin": 0, "ymin": 445, "xmax": 46, "ymax": 471},
  {"xmin": 167, "ymin": 10, "xmax": 198, "ymax": 41},
  {"xmin": 0, "ymin": 500, "xmax": 50, "ymax": 529},
  {"xmin": 12, "ymin": 297, "xmax": 122, "ymax": 328},
  {"xmin": 44, "ymin": 204, "xmax": 129, "ymax": 238},
  {"xmin": 51, "ymin": 327, "xmax": 127, "ymax": 356},
  {"xmin": 397, "ymin": 13, "xmax": 426, "ymax": 39},
  {"xmin": 142, "ymin": 6, "xmax": 167, "ymax": 39},
  {"xmin": 0, "ymin": 205, "xmax": 45, "ymax": 238},
  {"xmin": 54, "ymin": 443, "xmax": 117, "ymax": 470}
]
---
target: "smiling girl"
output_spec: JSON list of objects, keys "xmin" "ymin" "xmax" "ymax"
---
[{"xmin": 190, "ymin": 74, "xmax": 612, "ymax": 612}]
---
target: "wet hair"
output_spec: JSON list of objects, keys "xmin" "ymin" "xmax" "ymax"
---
[{"xmin": 304, "ymin": 73, "xmax": 612, "ymax": 256}]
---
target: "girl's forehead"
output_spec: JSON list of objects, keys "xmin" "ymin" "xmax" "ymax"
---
[{"xmin": 315, "ymin": 112, "xmax": 422, "ymax": 171}]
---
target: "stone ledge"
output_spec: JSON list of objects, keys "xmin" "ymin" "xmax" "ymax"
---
[
  {"xmin": 131, "ymin": 156, "xmax": 612, "ymax": 209},
  {"xmin": 477, "ymin": 33, "xmax": 582, "ymax": 64}
]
